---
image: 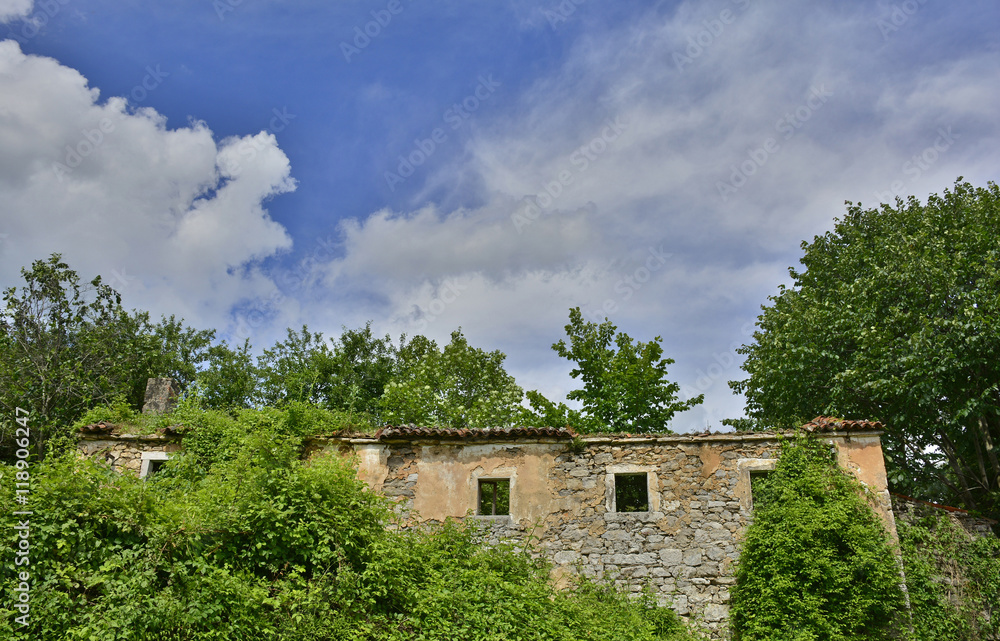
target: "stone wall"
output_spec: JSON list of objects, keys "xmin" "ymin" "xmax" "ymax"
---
[
  {"xmin": 77, "ymin": 434, "xmax": 182, "ymax": 475},
  {"xmin": 319, "ymin": 429, "xmax": 895, "ymax": 638}
]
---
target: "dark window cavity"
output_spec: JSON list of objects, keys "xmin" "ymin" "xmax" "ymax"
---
[
  {"xmin": 478, "ymin": 479, "xmax": 510, "ymax": 516},
  {"xmin": 614, "ymin": 473, "xmax": 648, "ymax": 512}
]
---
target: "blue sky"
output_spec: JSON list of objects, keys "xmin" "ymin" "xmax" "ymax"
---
[{"xmin": 1, "ymin": 0, "xmax": 998, "ymax": 430}]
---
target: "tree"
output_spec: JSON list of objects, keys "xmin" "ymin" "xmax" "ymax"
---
[
  {"xmin": 256, "ymin": 325, "xmax": 338, "ymax": 407},
  {"xmin": 552, "ymin": 307, "xmax": 702, "ymax": 433},
  {"xmin": 0, "ymin": 254, "xmax": 216, "ymax": 458},
  {"xmin": 327, "ymin": 322, "xmax": 397, "ymax": 418},
  {"xmin": 381, "ymin": 330, "xmax": 525, "ymax": 428},
  {"xmin": 730, "ymin": 180, "xmax": 1000, "ymax": 520},
  {"xmin": 730, "ymin": 435, "xmax": 907, "ymax": 640},
  {"xmin": 195, "ymin": 339, "xmax": 258, "ymax": 409}
]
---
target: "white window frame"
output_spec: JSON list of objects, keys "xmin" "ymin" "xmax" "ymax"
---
[
  {"xmin": 140, "ymin": 451, "xmax": 171, "ymax": 478},
  {"xmin": 737, "ymin": 458, "xmax": 777, "ymax": 510}
]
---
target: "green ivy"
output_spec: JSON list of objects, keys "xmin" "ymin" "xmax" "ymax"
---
[
  {"xmin": 898, "ymin": 510, "xmax": 1000, "ymax": 641},
  {"xmin": 730, "ymin": 434, "xmax": 908, "ymax": 640}
]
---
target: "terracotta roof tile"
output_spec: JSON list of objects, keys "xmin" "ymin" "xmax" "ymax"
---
[
  {"xmin": 801, "ymin": 416, "xmax": 883, "ymax": 433},
  {"xmin": 78, "ymin": 421, "xmax": 115, "ymax": 434},
  {"xmin": 374, "ymin": 425, "xmax": 577, "ymax": 440}
]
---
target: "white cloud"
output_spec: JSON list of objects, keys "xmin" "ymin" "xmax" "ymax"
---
[
  {"xmin": 0, "ymin": 0, "xmax": 31, "ymax": 22},
  {"xmin": 0, "ymin": 41, "xmax": 295, "ymax": 333}
]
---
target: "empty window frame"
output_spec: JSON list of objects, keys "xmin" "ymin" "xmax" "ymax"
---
[
  {"xmin": 749, "ymin": 470, "xmax": 772, "ymax": 509},
  {"xmin": 614, "ymin": 473, "xmax": 648, "ymax": 512},
  {"xmin": 478, "ymin": 479, "xmax": 510, "ymax": 516},
  {"xmin": 140, "ymin": 451, "xmax": 170, "ymax": 478}
]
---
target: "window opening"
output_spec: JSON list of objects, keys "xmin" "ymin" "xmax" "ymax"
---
[
  {"xmin": 147, "ymin": 459, "xmax": 168, "ymax": 476},
  {"xmin": 750, "ymin": 470, "xmax": 772, "ymax": 508},
  {"xmin": 614, "ymin": 473, "xmax": 648, "ymax": 512},
  {"xmin": 478, "ymin": 479, "xmax": 510, "ymax": 515}
]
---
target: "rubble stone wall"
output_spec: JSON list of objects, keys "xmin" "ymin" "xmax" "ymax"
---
[
  {"xmin": 323, "ymin": 432, "xmax": 893, "ymax": 638},
  {"xmin": 77, "ymin": 435, "xmax": 182, "ymax": 475}
]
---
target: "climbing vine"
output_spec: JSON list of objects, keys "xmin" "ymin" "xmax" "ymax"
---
[{"xmin": 730, "ymin": 434, "xmax": 907, "ymax": 640}]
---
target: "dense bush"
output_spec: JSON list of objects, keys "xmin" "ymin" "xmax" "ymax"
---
[
  {"xmin": 2, "ymin": 406, "xmax": 700, "ymax": 640},
  {"xmin": 729, "ymin": 434, "xmax": 907, "ymax": 640},
  {"xmin": 899, "ymin": 510, "xmax": 1000, "ymax": 641}
]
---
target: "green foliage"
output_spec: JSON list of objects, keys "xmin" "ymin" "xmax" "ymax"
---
[
  {"xmin": 898, "ymin": 511, "xmax": 1000, "ymax": 641},
  {"xmin": 731, "ymin": 180, "xmax": 1000, "ymax": 519},
  {"xmin": 552, "ymin": 307, "xmax": 702, "ymax": 433},
  {"xmin": 381, "ymin": 330, "xmax": 526, "ymax": 428},
  {"xmin": 0, "ymin": 406, "xmax": 701, "ymax": 640},
  {"xmin": 730, "ymin": 434, "xmax": 907, "ymax": 640},
  {"xmin": 0, "ymin": 254, "xmax": 215, "ymax": 459}
]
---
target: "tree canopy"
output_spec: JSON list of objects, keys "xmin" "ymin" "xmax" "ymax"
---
[
  {"xmin": 0, "ymin": 255, "xmax": 213, "ymax": 456},
  {"xmin": 730, "ymin": 180, "xmax": 1000, "ymax": 519},
  {"xmin": 1, "ymin": 255, "xmax": 705, "ymax": 459},
  {"xmin": 553, "ymin": 307, "xmax": 703, "ymax": 433}
]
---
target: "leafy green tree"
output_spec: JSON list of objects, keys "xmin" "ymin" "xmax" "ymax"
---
[
  {"xmin": 195, "ymin": 339, "xmax": 258, "ymax": 409},
  {"xmin": 552, "ymin": 307, "xmax": 702, "ymax": 433},
  {"xmin": 0, "ymin": 254, "xmax": 217, "ymax": 458},
  {"xmin": 730, "ymin": 435, "xmax": 907, "ymax": 640},
  {"xmin": 381, "ymin": 330, "xmax": 525, "ymax": 428},
  {"xmin": 257, "ymin": 325, "xmax": 338, "ymax": 407},
  {"xmin": 730, "ymin": 180, "xmax": 1000, "ymax": 519},
  {"xmin": 326, "ymin": 322, "xmax": 397, "ymax": 418}
]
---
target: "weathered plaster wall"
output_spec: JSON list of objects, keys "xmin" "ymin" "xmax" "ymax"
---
[{"xmin": 324, "ymin": 432, "xmax": 895, "ymax": 638}]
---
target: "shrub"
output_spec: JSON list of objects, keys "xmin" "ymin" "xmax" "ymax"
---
[
  {"xmin": 2, "ymin": 405, "xmax": 701, "ymax": 640},
  {"xmin": 730, "ymin": 434, "xmax": 907, "ymax": 640}
]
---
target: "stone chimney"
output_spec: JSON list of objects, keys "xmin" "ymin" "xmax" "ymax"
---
[{"xmin": 142, "ymin": 378, "xmax": 180, "ymax": 414}]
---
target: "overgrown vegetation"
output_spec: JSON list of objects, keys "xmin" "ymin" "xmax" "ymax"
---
[
  {"xmin": 730, "ymin": 434, "xmax": 908, "ymax": 640},
  {"xmin": 898, "ymin": 510, "xmax": 1000, "ymax": 641},
  {"xmin": 1, "ymin": 405, "xmax": 701, "ymax": 640}
]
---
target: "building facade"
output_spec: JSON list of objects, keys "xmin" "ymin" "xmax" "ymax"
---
[{"xmin": 78, "ymin": 416, "xmax": 894, "ymax": 637}]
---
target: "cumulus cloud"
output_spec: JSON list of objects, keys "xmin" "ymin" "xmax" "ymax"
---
[{"xmin": 0, "ymin": 41, "xmax": 295, "ymax": 334}]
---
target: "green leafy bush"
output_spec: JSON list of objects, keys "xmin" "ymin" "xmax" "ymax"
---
[
  {"xmin": 2, "ymin": 406, "xmax": 701, "ymax": 640},
  {"xmin": 730, "ymin": 434, "xmax": 907, "ymax": 640}
]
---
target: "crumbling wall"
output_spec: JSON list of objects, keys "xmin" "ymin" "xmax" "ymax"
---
[
  {"xmin": 77, "ymin": 434, "xmax": 181, "ymax": 475},
  {"xmin": 330, "ymin": 432, "xmax": 894, "ymax": 638}
]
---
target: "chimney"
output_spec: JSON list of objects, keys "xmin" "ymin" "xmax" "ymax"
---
[{"xmin": 142, "ymin": 378, "xmax": 180, "ymax": 414}]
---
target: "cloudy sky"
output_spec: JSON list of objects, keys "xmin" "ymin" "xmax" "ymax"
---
[{"xmin": 1, "ymin": 0, "xmax": 997, "ymax": 431}]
